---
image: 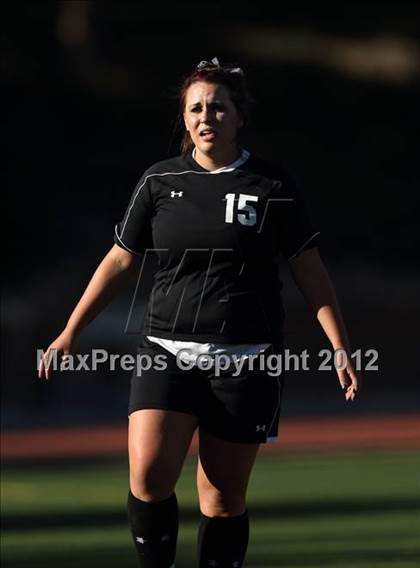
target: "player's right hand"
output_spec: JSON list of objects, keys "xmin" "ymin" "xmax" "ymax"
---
[{"xmin": 38, "ymin": 330, "xmax": 77, "ymax": 381}]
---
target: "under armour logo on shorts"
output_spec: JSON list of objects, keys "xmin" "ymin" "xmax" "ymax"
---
[
  {"xmin": 170, "ymin": 191, "xmax": 183, "ymax": 198},
  {"xmin": 256, "ymin": 424, "xmax": 266, "ymax": 432}
]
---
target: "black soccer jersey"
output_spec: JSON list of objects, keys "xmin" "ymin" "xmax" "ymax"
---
[{"xmin": 114, "ymin": 152, "xmax": 319, "ymax": 345}]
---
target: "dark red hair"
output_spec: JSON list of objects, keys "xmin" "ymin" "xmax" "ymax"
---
[{"xmin": 178, "ymin": 61, "xmax": 253, "ymax": 155}]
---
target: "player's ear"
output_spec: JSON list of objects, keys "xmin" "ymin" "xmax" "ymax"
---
[
  {"xmin": 183, "ymin": 113, "xmax": 189, "ymax": 132},
  {"xmin": 237, "ymin": 113, "xmax": 244, "ymax": 129}
]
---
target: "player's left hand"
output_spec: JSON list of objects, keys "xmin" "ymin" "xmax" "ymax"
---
[{"xmin": 336, "ymin": 356, "xmax": 362, "ymax": 401}]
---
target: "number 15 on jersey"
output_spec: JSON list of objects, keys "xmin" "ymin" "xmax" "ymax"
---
[{"xmin": 225, "ymin": 193, "xmax": 259, "ymax": 226}]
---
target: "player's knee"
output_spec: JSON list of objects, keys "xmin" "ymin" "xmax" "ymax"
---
[
  {"xmin": 198, "ymin": 469, "xmax": 247, "ymax": 497},
  {"xmin": 130, "ymin": 465, "xmax": 175, "ymax": 502},
  {"xmin": 198, "ymin": 487, "xmax": 246, "ymax": 517}
]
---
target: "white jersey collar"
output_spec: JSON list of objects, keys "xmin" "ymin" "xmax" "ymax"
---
[{"xmin": 192, "ymin": 148, "xmax": 250, "ymax": 173}]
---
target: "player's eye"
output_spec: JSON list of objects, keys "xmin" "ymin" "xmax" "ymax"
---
[
  {"xmin": 190, "ymin": 105, "xmax": 202, "ymax": 113},
  {"xmin": 212, "ymin": 103, "xmax": 224, "ymax": 112}
]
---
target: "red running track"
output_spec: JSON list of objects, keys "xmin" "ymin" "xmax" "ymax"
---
[{"xmin": 2, "ymin": 414, "xmax": 419, "ymax": 460}]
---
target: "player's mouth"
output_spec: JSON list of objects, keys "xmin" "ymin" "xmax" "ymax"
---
[{"xmin": 199, "ymin": 129, "xmax": 217, "ymax": 142}]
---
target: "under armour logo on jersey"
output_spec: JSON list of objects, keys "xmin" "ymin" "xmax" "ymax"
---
[
  {"xmin": 256, "ymin": 424, "xmax": 266, "ymax": 432},
  {"xmin": 135, "ymin": 536, "xmax": 147, "ymax": 544},
  {"xmin": 170, "ymin": 190, "xmax": 183, "ymax": 198}
]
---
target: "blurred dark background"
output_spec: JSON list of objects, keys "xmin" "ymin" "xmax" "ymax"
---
[{"xmin": 3, "ymin": 1, "xmax": 420, "ymax": 430}]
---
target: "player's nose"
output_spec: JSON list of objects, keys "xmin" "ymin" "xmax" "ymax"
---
[{"xmin": 199, "ymin": 105, "xmax": 212, "ymax": 123}]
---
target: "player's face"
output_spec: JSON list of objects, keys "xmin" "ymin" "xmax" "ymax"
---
[{"xmin": 183, "ymin": 81, "xmax": 243, "ymax": 159}]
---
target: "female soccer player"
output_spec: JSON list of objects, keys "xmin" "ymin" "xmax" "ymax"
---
[{"xmin": 39, "ymin": 58, "xmax": 361, "ymax": 567}]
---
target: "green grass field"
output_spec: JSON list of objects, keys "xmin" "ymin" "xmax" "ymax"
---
[{"xmin": 2, "ymin": 449, "xmax": 420, "ymax": 567}]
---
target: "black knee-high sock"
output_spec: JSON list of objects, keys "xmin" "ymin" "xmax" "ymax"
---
[
  {"xmin": 197, "ymin": 510, "xmax": 249, "ymax": 568},
  {"xmin": 127, "ymin": 490, "xmax": 178, "ymax": 568}
]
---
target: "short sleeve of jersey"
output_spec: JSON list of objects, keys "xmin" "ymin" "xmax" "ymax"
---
[
  {"xmin": 271, "ymin": 169, "xmax": 320, "ymax": 260},
  {"xmin": 114, "ymin": 172, "xmax": 155, "ymax": 255}
]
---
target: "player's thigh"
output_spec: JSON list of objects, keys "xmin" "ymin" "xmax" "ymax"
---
[
  {"xmin": 197, "ymin": 428, "xmax": 260, "ymax": 497},
  {"xmin": 129, "ymin": 409, "xmax": 198, "ymax": 490}
]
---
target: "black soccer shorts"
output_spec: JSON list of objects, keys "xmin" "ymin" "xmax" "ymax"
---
[{"xmin": 128, "ymin": 336, "xmax": 285, "ymax": 444}]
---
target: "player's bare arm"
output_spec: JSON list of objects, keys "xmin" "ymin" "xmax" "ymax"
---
[
  {"xmin": 38, "ymin": 245, "xmax": 141, "ymax": 380},
  {"xmin": 288, "ymin": 247, "xmax": 362, "ymax": 401}
]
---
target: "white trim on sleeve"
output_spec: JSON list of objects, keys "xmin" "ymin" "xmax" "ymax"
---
[
  {"xmin": 288, "ymin": 231, "xmax": 320, "ymax": 261},
  {"xmin": 114, "ymin": 224, "xmax": 143, "ymax": 256}
]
